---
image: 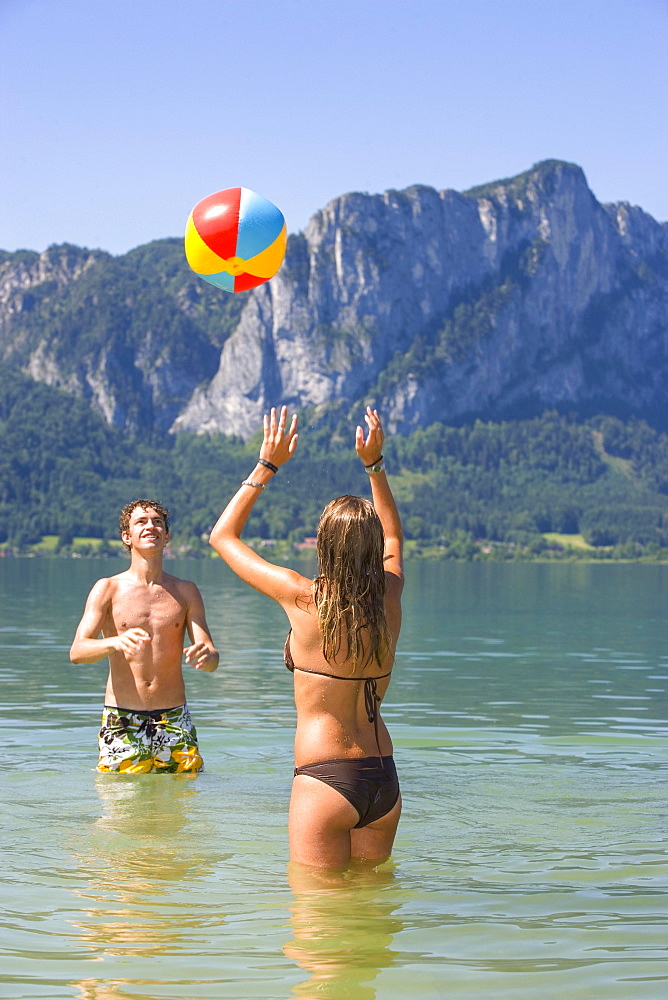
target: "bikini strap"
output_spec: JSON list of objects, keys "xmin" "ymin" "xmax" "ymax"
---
[
  {"xmin": 284, "ymin": 631, "xmax": 295, "ymax": 672},
  {"xmin": 364, "ymin": 677, "xmax": 386, "ymax": 760},
  {"xmin": 285, "ymin": 631, "xmax": 391, "ymax": 682},
  {"xmin": 363, "ymin": 677, "xmax": 379, "ymax": 724}
]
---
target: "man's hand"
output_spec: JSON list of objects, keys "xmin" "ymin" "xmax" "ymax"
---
[
  {"xmin": 115, "ymin": 628, "xmax": 151, "ymax": 656},
  {"xmin": 184, "ymin": 642, "xmax": 219, "ymax": 672}
]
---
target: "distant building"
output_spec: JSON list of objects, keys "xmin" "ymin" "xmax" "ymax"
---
[{"xmin": 294, "ymin": 537, "xmax": 317, "ymax": 550}]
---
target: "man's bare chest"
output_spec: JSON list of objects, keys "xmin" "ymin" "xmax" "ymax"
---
[{"xmin": 111, "ymin": 586, "xmax": 186, "ymax": 635}]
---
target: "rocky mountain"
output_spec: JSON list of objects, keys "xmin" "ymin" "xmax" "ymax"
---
[
  {"xmin": 1, "ymin": 160, "xmax": 666, "ymax": 438},
  {"xmin": 0, "ymin": 241, "xmax": 243, "ymax": 431}
]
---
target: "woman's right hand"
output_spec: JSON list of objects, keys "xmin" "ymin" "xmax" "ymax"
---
[
  {"xmin": 260, "ymin": 405, "xmax": 299, "ymax": 468},
  {"xmin": 355, "ymin": 406, "xmax": 384, "ymax": 466}
]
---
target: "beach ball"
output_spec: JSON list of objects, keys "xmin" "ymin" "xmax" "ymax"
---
[{"xmin": 185, "ymin": 187, "xmax": 287, "ymax": 292}]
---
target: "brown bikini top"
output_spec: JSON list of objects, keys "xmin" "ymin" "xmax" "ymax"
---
[{"xmin": 284, "ymin": 630, "xmax": 392, "ymax": 728}]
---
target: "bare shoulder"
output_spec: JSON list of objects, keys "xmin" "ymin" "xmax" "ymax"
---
[
  {"xmin": 80, "ymin": 573, "xmax": 124, "ymax": 615},
  {"xmin": 164, "ymin": 573, "xmax": 203, "ymax": 603},
  {"xmin": 277, "ymin": 567, "xmax": 313, "ymax": 608},
  {"xmin": 100, "ymin": 568, "xmax": 136, "ymax": 592},
  {"xmin": 86, "ymin": 574, "xmax": 117, "ymax": 601}
]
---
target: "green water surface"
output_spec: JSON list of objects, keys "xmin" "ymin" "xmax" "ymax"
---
[{"xmin": 1, "ymin": 559, "xmax": 666, "ymax": 999}]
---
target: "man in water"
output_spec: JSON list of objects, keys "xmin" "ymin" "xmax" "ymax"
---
[{"xmin": 70, "ymin": 499, "xmax": 219, "ymax": 773}]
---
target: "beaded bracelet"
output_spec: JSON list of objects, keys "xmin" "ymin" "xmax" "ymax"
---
[{"xmin": 242, "ymin": 479, "xmax": 266, "ymax": 489}]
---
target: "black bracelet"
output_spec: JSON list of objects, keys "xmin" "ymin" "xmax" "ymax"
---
[
  {"xmin": 364, "ymin": 454, "xmax": 383, "ymax": 469},
  {"xmin": 257, "ymin": 458, "xmax": 278, "ymax": 474}
]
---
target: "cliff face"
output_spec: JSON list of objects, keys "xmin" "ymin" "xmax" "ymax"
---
[
  {"xmin": 1, "ymin": 160, "xmax": 666, "ymax": 437},
  {"xmin": 172, "ymin": 160, "xmax": 668, "ymax": 436},
  {"xmin": 0, "ymin": 241, "xmax": 242, "ymax": 430}
]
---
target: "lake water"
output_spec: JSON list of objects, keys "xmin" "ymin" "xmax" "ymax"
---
[{"xmin": 1, "ymin": 558, "xmax": 666, "ymax": 1000}]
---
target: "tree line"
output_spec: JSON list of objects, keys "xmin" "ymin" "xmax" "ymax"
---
[{"xmin": 1, "ymin": 371, "xmax": 667, "ymax": 555}]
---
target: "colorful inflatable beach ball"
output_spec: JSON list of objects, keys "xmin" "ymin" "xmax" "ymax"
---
[{"xmin": 185, "ymin": 187, "xmax": 287, "ymax": 293}]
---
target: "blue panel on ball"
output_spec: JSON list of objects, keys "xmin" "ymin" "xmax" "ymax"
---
[
  {"xmin": 198, "ymin": 270, "xmax": 235, "ymax": 292},
  {"xmin": 237, "ymin": 187, "xmax": 285, "ymax": 260}
]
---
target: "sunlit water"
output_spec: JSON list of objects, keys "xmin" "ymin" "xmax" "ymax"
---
[{"xmin": 1, "ymin": 558, "xmax": 666, "ymax": 999}]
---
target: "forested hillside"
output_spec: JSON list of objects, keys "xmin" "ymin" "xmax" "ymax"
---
[
  {"xmin": 1, "ymin": 373, "xmax": 666, "ymax": 558},
  {"xmin": 1, "ymin": 160, "xmax": 666, "ymax": 558}
]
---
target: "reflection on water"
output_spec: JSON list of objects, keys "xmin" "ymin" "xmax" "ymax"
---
[
  {"xmin": 1, "ymin": 560, "xmax": 666, "ymax": 999},
  {"xmin": 80, "ymin": 773, "xmax": 218, "ymax": 898},
  {"xmin": 285, "ymin": 862, "xmax": 403, "ymax": 1000},
  {"xmin": 70, "ymin": 775, "xmax": 227, "ymax": 999}
]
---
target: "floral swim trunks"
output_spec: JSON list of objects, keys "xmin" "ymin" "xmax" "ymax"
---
[{"xmin": 97, "ymin": 704, "xmax": 203, "ymax": 774}]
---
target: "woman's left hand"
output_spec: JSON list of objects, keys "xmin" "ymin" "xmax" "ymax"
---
[
  {"xmin": 355, "ymin": 406, "xmax": 384, "ymax": 466},
  {"xmin": 260, "ymin": 406, "xmax": 299, "ymax": 467}
]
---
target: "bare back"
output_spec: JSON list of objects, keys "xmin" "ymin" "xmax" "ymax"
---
[{"xmin": 284, "ymin": 576, "xmax": 402, "ymax": 766}]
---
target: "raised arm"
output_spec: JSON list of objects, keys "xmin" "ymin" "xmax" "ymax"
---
[
  {"xmin": 69, "ymin": 578, "xmax": 150, "ymax": 664},
  {"xmin": 209, "ymin": 406, "xmax": 307, "ymax": 605},
  {"xmin": 355, "ymin": 407, "xmax": 404, "ymax": 587}
]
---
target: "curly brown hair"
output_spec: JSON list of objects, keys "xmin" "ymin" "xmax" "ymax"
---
[
  {"xmin": 119, "ymin": 499, "xmax": 170, "ymax": 548},
  {"xmin": 313, "ymin": 495, "xmax": 391, "ymax": 671}
]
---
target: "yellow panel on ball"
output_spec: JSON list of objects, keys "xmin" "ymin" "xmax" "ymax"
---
[
  {"xmin": 184, "ymin": 213, "xmax": 228, "ymax": 275},
  {"xmin": 243, "ymin": 223, "xmax": 288, "ymax": 278}
]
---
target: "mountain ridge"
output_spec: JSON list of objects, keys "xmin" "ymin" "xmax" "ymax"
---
[{"xmin": 1, "ymin": 159, "xmax": 666, "ymax": 437}]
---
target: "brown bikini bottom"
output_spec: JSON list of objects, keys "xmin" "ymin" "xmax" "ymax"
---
[{"xmin": 294, "ymin": 755, "xmax": 399, "ymax": 828}]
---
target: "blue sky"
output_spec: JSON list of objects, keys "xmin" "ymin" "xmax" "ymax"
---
[{"xmin": 1, "ymin": 0, "xmax": 666, "ymax": 255}]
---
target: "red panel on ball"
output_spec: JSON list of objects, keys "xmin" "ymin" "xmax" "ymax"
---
[
  {"xmin": 234, "ymin": 271, "xmax": 269, "ymax": 292},
  {"xmin": 192, "ymin": 187, "xmax": 242, "ymax": 260}
]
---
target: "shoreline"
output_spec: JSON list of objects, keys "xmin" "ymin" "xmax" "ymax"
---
[{"xmin": 1, "ymin": 546, "xmax": 666, "ymax": 565}]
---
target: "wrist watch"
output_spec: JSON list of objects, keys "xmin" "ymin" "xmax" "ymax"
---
[{"xmin": 365, "ymin": 461, "xmax": 385, "ymax": 475}]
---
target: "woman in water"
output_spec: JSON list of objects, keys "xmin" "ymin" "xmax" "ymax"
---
[{"xmin": 209, "ymin": 405, "xmax": 403, "ymax": 869}]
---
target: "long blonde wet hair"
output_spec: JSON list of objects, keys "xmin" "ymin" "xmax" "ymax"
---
[{"xmin": 313, "ymin": 495, "xmax": 391, "ymax": 671}]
